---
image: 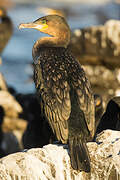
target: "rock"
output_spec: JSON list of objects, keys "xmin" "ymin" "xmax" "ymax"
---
[
  {"xmin": 83, "ymin": 65, "xmax": 120, "ymax": 105},
  {"xmin": 0, "ymin": 72, "xmax": 16, "ymax": 95},
  {"xmin": 3, "ymin": 117, "xmax": 26, "ymax": 132},
  {"xmin": 70, "ymin": 20, "xmax": 120, "ymax": 69},
  {"xmin": 0, "ymin": 73, "xmax": 8, "ymax": 91},
  {"xmin": 0, "ymin": 130, "xmax": 120, "ymax": 180},
  {"xmin": 0, "ymin": 90, "xmax": 22, "ymax": 118},
  {"xmin": 1, "ymin": 132, "xmax": 21, "ymax": 156},
  {"xmin": 0, "ymin": 105, "xmax": 21, "ymax": 158},
  {"xmin": 2, "ymin": 117, "xmax": 27, "ymax": 147},
  {"xmin": 0, "ymin": 89, "xmax": 25, "ymax": 149}
]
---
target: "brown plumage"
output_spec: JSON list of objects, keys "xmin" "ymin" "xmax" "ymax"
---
[
  {"xmin": 0, "ymin": 7, "xmax": 13, "ymax": 54},
  {"xmin": 19, "ymin": 15, "xmax": 95, "ymax": 172}
]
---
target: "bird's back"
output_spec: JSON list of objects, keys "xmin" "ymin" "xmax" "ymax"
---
[
  {"xmin": 33, "ymin": 46, "xmax": 95, "ymax": 171},
  {"xmin": 33, "ymin": 47, "xmax": 95, "ymax": 141}
]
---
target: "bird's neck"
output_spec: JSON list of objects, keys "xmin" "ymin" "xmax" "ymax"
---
[{"xmin": 33, "ymin": 29, "xmax": 70, "ymax": 48}]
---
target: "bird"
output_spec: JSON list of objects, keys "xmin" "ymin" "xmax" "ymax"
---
[
  {"xmin": 0, "ymin": 7, "xmax": 13, "ymax": 57},
  {"xmin": 96, "ymin": 96, "xmax": 120, "ymax": 134},
  {"xmin": 22, "ymin": 94, "xmax": 102, "ymax": 151},
  {"xmin": 21, "ymin": 94, "xmax": 102, "ymax": 150},
  {"xmin": 19, "ymin": 15, "xmax": 95, "ymax": 172}
]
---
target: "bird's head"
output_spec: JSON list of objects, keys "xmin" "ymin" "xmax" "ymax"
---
[{"xmin": 19, "ymin": 15, "xmax": 71, "ymax": 47}]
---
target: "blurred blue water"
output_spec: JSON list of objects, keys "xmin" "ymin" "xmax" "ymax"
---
[{"xmin": 0, "ymin": 1, "xmax": 119, "ymax": 93}]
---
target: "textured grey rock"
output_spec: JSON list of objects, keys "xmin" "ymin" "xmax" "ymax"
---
[
  {"xmin": 0, "ymin": 130, "xmax": 120, "ymax": 180},
  {"xmin": 83, "ymin": 65, "xmax": 120, "ymax": 105}
]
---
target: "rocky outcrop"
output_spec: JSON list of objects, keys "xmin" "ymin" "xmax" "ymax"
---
[
  {"xmin": 70, "ymin": 20, "xmax": 120, "ymax": 69},
  {"xmin": 0, "ymin": 130, "xmax": 120, "ymax": 180},
  {"xmin": 0, "ymin": 73, "xmax": 8, "ymax": 91},
  {"xmin": 0, "ymin": 73, "xmax": 22, "ymax": 118},
  {"xmin": 0, "ymin": 90, "xmax": 22, "ymax": 118},
  {"xmin": 83, "ymin": 65, "xmax": 120, "ymax": 104},
  {"xmin": 0, "ymin": 74, "xmax": 26, "ymax": 153}
]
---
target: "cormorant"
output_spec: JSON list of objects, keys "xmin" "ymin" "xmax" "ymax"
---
[
  {"xmin": 96, "ymin": 96, "xmax": 120, "ymax": 134},
  {"xmin": 0, "ymin": 7, "xmax": 13, "ymax": 55},
  {"xmin": 19, "ymin": 15, "xmax": 95, "ymax": 172},
  {"xmin": 22, "ymin": 94, "xmax": 102, "ymax": 151}
]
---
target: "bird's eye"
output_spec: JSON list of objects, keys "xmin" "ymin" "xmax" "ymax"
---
[{"xmin": 41, "ymin": 19, "xmax": 46, "ymax": 24}]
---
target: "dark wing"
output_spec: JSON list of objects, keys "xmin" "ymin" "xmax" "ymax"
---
[
  {"xmin": 72, "ymin": 68, "xmax": 95, "ymax": 138},
  {"xmin": 34, "ymin": 63, "xmax": 71, "ymax": 144}
]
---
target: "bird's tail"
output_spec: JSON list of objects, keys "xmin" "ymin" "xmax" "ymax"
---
[{"xmin": 69, "ymin": 136, "xmax": 91, "ymax": 172}]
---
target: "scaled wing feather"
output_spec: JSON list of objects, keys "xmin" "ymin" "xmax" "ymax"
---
[{"xmin": 34, "ymin": 63, "xmax": 71, "ymax": 143}]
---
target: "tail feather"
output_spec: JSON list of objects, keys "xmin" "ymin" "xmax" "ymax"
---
[{"xmin": 69, "ymin": 136, "xmax": 91, "ymax": 172}]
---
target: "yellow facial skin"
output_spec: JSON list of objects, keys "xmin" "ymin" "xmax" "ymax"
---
[
  {"xmin": 19, "ymin": 15, "xmax": 71, "ymax": 48},
  {"xmin": 40, "ymin": 23, "xmax": 48, "ymax": 30},
  {"xmin": 19, "ymin": 19, "xmax": 48, "ymax": 31}
]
